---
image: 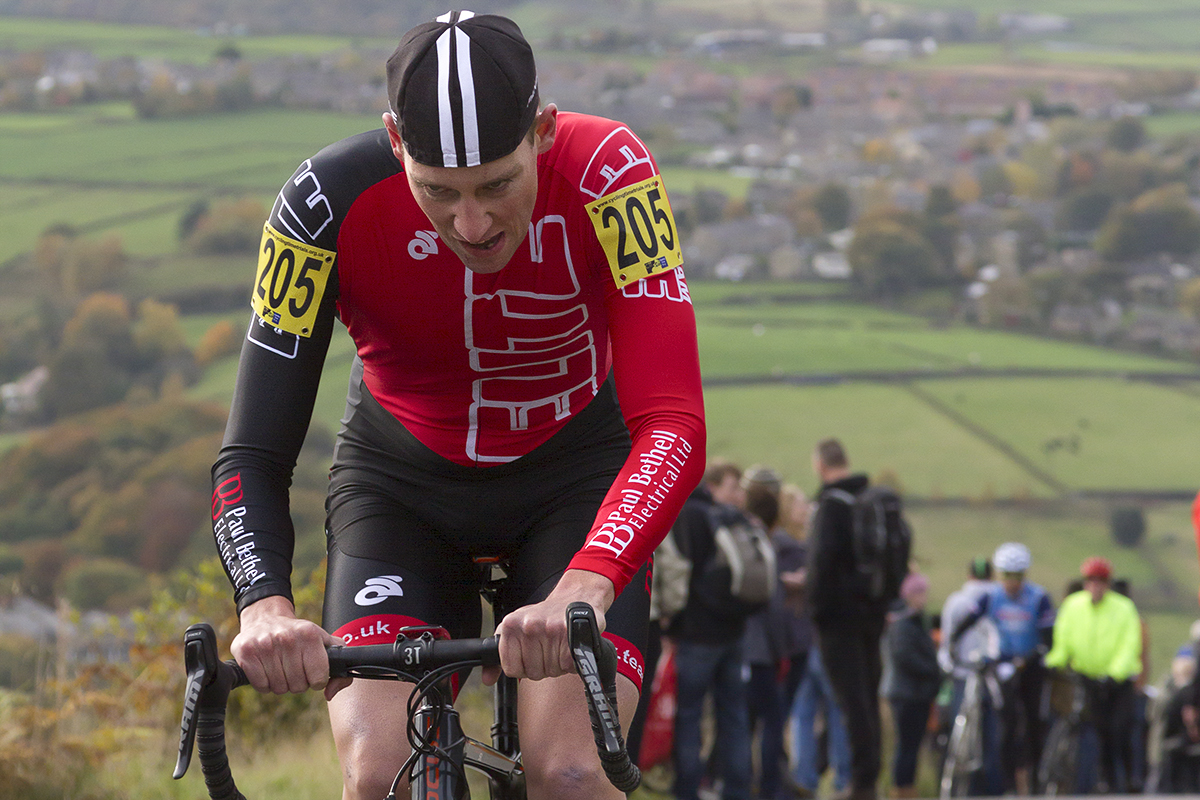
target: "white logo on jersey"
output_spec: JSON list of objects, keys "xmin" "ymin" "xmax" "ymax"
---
[
  {"xmin": 463, "ymin": 215, "xmax": 598, "ymax": 463},
  {"xmin": 354, "ymin": 575, "xmax": 404, "ymax": 606},
  {"xmin": 621, "ymin": 266, "xmax": 693, "ymax": 304},
  {"xmin": 408, "ymin": 231, "xmax": 439, "ymax": 260}
]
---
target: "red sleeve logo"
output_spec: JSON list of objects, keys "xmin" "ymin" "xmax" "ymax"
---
[{"xmin": 212, "ymin": 474, "xmax": 244, "ymax": 520}]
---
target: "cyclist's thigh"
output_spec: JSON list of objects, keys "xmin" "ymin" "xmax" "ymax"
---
[
  {"xmin": 323, "ymin": 487, "xmax": 483, "ymax": 642},
  {"xmin": 505, "ymin": 505, "xmax": 653, "ymax": 693}
]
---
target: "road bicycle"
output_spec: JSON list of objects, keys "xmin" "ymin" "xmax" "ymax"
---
[
  {"xmin": 939, "ymin": 657, "xmax": 1001, "ymax": 798},
  {"xmin": 172, "ymin": 597, "xmax": 639, "ymax": 799},
  {"xmin": 1038, "ymin": 669, "xmax": 1087, "ymax": 796}
]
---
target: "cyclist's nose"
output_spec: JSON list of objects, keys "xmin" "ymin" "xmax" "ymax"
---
[{"xmin": 453, "ymin": 200, "xmax": 493, "ymax": 244}]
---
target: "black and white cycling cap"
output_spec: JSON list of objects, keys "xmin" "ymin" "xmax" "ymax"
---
[{"xmin": 386, "ymin": 10, "xmax": 540, "ymax": 168}]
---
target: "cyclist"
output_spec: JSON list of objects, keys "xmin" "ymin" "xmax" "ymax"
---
[
  {"xmin": 948, "ymin": 542, "xmax": 1054, "ymax": 794},
  {"xmin": 1045, "ymin": 556, "xmax": 1142, "ymax": 793},
  {"xmin": 938, "ymin": 557, "xmax": 1002, "ymax": 795},
  {"xmin": 208, "ymin": 11, "xmax": 705, "ymax": 800}
]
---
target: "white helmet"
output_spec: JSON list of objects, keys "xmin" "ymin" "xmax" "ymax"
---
[{"xmin": 993, "ymin": 542, "xmax": 1031, "ymax": 573}]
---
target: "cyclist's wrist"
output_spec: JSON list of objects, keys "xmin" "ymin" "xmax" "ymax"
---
[
  {"xmin": 553, "ymin": 569, "xmax": 616, "ymax": 613},
  {"xmin": 238, "ymin": 594, "xmax": 297, "ymax": 626}
]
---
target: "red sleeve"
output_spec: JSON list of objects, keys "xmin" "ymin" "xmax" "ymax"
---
[
  {"xmin": 1193, "ymin": 489, "xmax": 1200, "ymax": 606},
  {"xmin": 565, "ymin": 268, "xmax": 706, "ymax": 594}
]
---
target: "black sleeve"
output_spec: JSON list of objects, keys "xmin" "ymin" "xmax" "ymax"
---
[
  {"xmin": 209, "ymin": 129, "xmax": 399, "ymax": 615},
  {"xmin": 211, "ymin": 295, "xmax": 337, "ymax": 613}
]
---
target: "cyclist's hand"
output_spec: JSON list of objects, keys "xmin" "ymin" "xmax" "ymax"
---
[
  {"xmin": 486, "ymin": 569, "xmax": 615, "ymax": 685},
  {"xmin": 1183, "ymin": 704, "xmax": 1200, "ymax": 742},
  {"xmin": 231, "ymin": 595, "xmax": 349, "ymax": 700}
]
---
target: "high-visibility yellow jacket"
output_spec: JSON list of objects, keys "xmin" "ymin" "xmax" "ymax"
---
[{"xmin": 1044, "ymin": 589, "xmax": 1141, "ymax": 681}]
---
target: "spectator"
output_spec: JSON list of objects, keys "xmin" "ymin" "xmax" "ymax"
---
[
  {"xmin": 808, "ymin": 437, "xmax": 887, "ymax": 800},
  {"xmin": 1113, "ymin": 577, "xmax": 1150, "ymax": 792},
  {"xmin": 668, "ymin": 460, "xmax": 755, "ymax": 800},
  {"xmin": 742, "ymin": 478, "xmax": 808, "ymax": 800},
  {"xmin": 949, "ymin": 542, "xmax": 1054, "ymax": 794},
  {"xmin": 1149, "ymin": 643, "xmax": 1200, "ymax": 793},
  {"xmin": 937, "ymin": 557, "xmax": 1002, "ymax": 795},
  {"xmin": 1045, "ymin": 556, "xmax": 1142, "ymax": 793},
  {"xmin": 789, "ymin": 647, "xmax": 852, "ymax": 797},
  {"xmin": 882, "ymin": 572, "xmax": 941, "ymax": 798}
]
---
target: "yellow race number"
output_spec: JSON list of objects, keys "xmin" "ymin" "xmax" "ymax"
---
[
  {"xmin": 251, "ymin": 223, "xmax": 335, "ymax": 337},
  {"xmin": 587, "ymin": 176, "xmax": 682, "ymax": 286}
]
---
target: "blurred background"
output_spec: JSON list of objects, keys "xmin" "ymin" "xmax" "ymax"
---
[{"xmin": 1, "ymin": 1, "xmax": 1200, "ymax": 797}]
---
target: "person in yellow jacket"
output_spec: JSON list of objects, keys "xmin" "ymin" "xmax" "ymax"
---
[{"xmin": 1044, "ymin": 556, "xmax": 1141, "ymax": 793}]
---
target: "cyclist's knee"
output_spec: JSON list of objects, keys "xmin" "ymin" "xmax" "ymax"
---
[
  {"xmin": 340, "ymin": 755, "xmax": 404, "ymax": 800},
  {"xmin": 524, "ymin": 757, "xmax": 616, "ymax": 800}
]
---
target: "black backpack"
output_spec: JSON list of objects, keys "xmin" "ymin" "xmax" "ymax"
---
[
  {"xmin": 825, "ymin": 484, "xmax": 911, "ymax": 603},
  {"xmin": 693, "ymin": 503, "xmax": 778, "ymax": 616}
]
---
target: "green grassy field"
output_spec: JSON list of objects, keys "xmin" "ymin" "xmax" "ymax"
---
[{"xmin": 0, "ymin": 16, "xmax": 394, "ymax": 62}]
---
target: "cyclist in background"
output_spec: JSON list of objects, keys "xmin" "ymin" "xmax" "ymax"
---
[
  {"xmin": 1045, "ymin": 556, "xmax": 1142, "ymax": 793},
  {"xmin": 208, "ymin": 11, "xmax": 705, "ymax": 800},
  {"xmin": 938, "ymin": 557, "xmax": 1002, "ymax": 795},
  {"xmin": 949, "ymin": 542, "xmax": 1054, "ymax": 794}
]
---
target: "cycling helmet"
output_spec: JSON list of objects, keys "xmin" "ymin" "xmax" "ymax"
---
[
  {"xmin": 1080, "ymin": 556, "xmax": 1112, "ymax": 581},
  {"xmin": 386, "ymin": 11, "xmax": 540, "ymax": 168},
  {"xmin": 993, "ymin": 542, "xmax": 1031, "ymax": 573}
]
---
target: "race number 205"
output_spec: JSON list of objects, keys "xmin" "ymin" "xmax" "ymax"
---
[
  {"xmin": 250, "ymin": 223, "xmax": 335, "ymax": 337},
  {"xmin": 587, "ymin": 176, "xmax": 683, "ymax": 286}
]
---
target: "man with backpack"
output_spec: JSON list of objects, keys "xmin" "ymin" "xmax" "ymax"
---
[
  {"xmin": 667, "ymin": 460, "xmax": 776, "ymax": 800},
  {"xmin": 808, "ymin": 438, "xmax": 910, "ymax": 800}
]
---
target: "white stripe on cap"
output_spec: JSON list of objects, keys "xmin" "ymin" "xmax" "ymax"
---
[
  {"xmin": 435, "ymin": 29, "xmax": 456, "ymax": 166},
  {"xmin": 455, "ymin": 26, "xmax": 480, "ymax": 167},
  {"xmin": 433, "ymin": 10, "xmax": 479, "ymax": 167}
]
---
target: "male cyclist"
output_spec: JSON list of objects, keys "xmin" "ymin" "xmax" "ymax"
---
[
  {"xmin": 1045, "ymin": 556, "xmax": 1142, "ymax": 793},
  {"xmin": 949, "ymin": 542, "xmax": 1054, "ymax": 794},
  {"xmin": 209, "ymin": 11, "xmax": 705, "ymax": 800}
]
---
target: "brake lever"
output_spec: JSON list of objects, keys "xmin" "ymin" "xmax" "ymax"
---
[
  {"xmin": 566, "ymin": 602, "xmax": 621, "ymax": 755},
  {"xmin": 174, "ymin": 622, "xmax": 220, "ymax": 779}
]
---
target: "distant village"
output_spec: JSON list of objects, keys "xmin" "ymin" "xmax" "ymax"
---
[{"xmin": 5, "ymin": 5, "xmax": 1200, "ymax": 369}]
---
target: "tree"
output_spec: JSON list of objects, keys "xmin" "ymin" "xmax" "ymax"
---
[
  {"xmin": 185, "ymin": 197, "xmax": 267, "ymax": 254},
  {"xmin": 134, "ymin": 299, "xmax": 190, "ymax": 361},
  {"xmin": 1180, "ymin": 276, "xmax": 1200, "ymax": 321},
  {"xmin": 1095, "ymin": 185, "xmax": 1200, "ymax": 261},
  {"xmin": 1056, "ymin": 188, "xmax": 1114, "ymax": 231},
  {"xmin": 1107, "ymin": 116, "xmax": 1147, "ymax": 153},
  {"xmin": 1109, "ymin": 506, "xmax": 1145, "ymax": 547},
  {"xmin": 847, "ymin": 220, "xmax": 940, "ymax": 297},
  {"xmin": 925, "ymin": 184, "xmax": 958, "ymax": 218},
  {"xmin": 42, "ymin": 294, "xmax": 137, "ymax": 418},
  {"xmin": 812, "ymin": 182, "xmax": 853, "ymax": 231}
]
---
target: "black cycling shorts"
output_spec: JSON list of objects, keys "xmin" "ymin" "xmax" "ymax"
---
[{"xmin": 321, "ymin": 372, "xmax": 652, "ymax": 691}]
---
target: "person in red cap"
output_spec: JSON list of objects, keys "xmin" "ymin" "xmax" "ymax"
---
[
  {"xmin": 209, "ymin": 9, "xmax": 705, "ymax": 800},
  {"xmin": 1044, "ymin": 556, "xmax": 1142, "ymax": 792}
]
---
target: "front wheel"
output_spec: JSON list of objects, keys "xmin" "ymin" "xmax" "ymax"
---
[
  {"xmin": 1037, "ymin": 719, "xmax": 1077, "ymax": 797},
  {"xmin": 939, "ymin": 712, "xmax": 976, "ymax": 799}
]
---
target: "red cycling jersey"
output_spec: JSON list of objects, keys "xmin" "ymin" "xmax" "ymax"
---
[{"xmin": 212, "ymin": 112, "xmax": 705, "ymax": 610}]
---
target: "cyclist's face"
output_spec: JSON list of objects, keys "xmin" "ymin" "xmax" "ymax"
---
[
  {"xmin": 387, "ymin": 106, "xmax": 558, "ymax": 274},
  {"xmin": 1001, "ymin": 571, "xmax": 1024, "ymax": 597},
  {"xmin": 1084, "ymin": 577, "xmax": 1108, "ymax": 604}
]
